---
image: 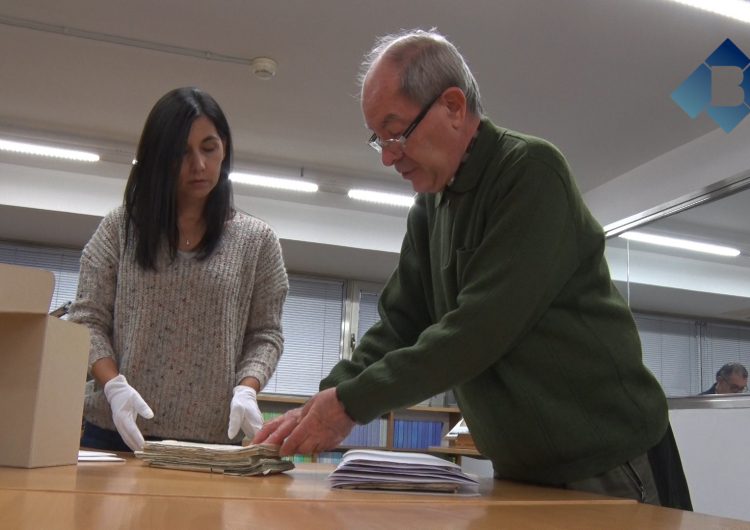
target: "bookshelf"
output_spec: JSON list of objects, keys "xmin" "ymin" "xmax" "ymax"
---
[{"xmin": 257, "ymin": 393, "xmax": 470, "ymax": 463}]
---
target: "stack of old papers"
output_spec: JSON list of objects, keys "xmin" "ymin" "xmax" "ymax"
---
[
  {"xmin": 329, "ymin": 449, "xmax": 479, "ymax": 494},
  {"xmin": 135, "ymin": 440, "xmax": 294, "ymax": 476}
]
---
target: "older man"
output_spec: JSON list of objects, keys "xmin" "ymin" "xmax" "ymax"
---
[
  {"xmin": 255, "ymin": 29, "xmax": 691, "ymax": 509},
  {"xmin": 701, "ymin": 362, "xmax": 748, "ymax": 394}
]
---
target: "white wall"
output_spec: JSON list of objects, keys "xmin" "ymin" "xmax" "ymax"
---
[
  {"xmin": 670, "ymin": 402, "xmax": 750, "ymax": 521},
  {"xmin": 606, "ymin": 246, "xmax": 750, "ymax": 300},
  {"xmin": 0, "ymin": 159, "xmax": 407, "ymax": 253},
  {"xmin": 4, "ymin": 121, "xmax": 750, "ymax": 294},
  {"xmin": 5, "ymin": 120, "xmax": 749, "ymax": 262},
  {"xmin": 0, "ymin": 155, "xmax": 407, "ymax": 281},
  {"xmin": 584, "ymin": 126, "xmax": 750, "ymax": 229}
]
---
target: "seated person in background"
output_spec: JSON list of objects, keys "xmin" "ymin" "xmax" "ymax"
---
[
  {"xmin": 69, "ymin": 87, "xmax": 288, "ymax": 452},
  {"xmin": 700, "ymin": 363, "xmax": 748, "ymax": 394}
]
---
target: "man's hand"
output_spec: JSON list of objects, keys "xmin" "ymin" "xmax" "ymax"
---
[
  {"xmin": 252, "ymin": 388, "xmax": 356, "ymax": 456},
  {"xmin": 252, "ymin": 407, "xmax": 304, "ymax": 448}
]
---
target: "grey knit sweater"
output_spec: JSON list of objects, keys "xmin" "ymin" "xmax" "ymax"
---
[{"xmin": 69, "ymin": 206, "xmax": 288, "ymax": 443}]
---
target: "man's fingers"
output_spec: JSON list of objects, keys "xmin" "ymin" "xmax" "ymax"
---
[
  {"xmin": 279, "ymin": 423, "xmax": 305, "ymax": 456},
  {"xmin": 252, "ymin": 411, "xmax": 298, "ymax": 445},
  {"xmin": 266, "ymin": 416, "xmax": 301, "ymax": 447},
  {"xmin": 279, "ymin": 413, "xmax": 331, "ymax": 457},
  {"xmin": 253, "ymin": 404, "xmax": 341, "ymax": 456},
  {"xmin": 251, "ymin": 420, "xmax": 278, "ymax": 444}
]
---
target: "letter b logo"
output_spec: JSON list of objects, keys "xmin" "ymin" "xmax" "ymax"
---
[{"xmin": 671, "ymin": 39, "xmax": 750, "ymax": 132}]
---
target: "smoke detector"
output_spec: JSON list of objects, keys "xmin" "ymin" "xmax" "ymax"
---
[{"xmin": 251, "ymin": 57, "xmax": 278, "ymax": 80}]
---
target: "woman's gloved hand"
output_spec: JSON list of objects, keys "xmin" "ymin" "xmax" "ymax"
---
[
  {"xmin": 103, "ymin": 374, "xmax": 154, "ymax": 451},
  {"xmin": 228, "ymin": 385, "xmax": 263, "ymax": 440}
]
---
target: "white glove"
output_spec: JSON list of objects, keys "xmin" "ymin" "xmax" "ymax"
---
[
  {"xmin": 227, "ymin": 385, "xmax": 264, "ymax": 440},
  {"xmin": 103, "ymin": 374, "xmax": 154, "ymax": 451}
]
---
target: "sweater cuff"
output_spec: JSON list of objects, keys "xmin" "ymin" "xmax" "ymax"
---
[
  {"xmin": 334, "ymin": 387, "xmax": 358, "ymax": 423},
  {"xmin": 335, "ymin": 378, "xmax": 382, "ymax": 424}
]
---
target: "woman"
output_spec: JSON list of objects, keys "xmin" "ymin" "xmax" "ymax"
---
[{"xmin": 71, "ymin": 87, "xmax": 288, "ymax": 451}]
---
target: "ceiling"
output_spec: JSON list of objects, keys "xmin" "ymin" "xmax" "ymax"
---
[
  {"xmin": 1, "ymin": 0, "xmax": 747, "ymax": 196},
  {"xmin": 1, "ymin": 0, "xmax": 750, "ymax": 321}
]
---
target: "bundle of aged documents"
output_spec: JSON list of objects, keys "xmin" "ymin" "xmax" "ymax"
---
[
  {"xmin": 135, "ymin": 440, "xmax": 294, "ymax": 476},
  {"xmin": 328, "ymin": 449, "xmax": 479, "ymax": 494}
]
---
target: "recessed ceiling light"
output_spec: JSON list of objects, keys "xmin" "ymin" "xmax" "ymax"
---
[
  {"xmin": 667, "ymin": 0, "xmax": 750, "ymax": 24},
  {"xmin": 230, "ymin": 172, "xmax": 317, "ymax": 192},
  {"xmin": 347, "ymin": 189, "xmax": 414, "ymax": 208},
  {"xmin": 619, "ymin": 230, "xmax": 740, "ymax": 257},
  {"xmin": 0, "ymin": 139, "xmax": 99, "ymax": 162}
]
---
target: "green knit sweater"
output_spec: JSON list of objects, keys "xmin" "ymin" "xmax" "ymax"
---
[{"xmin": 321, "ymin": 118, "xmax": 668, "ymax": 484}]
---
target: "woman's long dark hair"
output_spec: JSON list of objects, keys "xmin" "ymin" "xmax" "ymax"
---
[{"xmin": 124, "ymin": 87, "xmax": 234, "ymax": 270}]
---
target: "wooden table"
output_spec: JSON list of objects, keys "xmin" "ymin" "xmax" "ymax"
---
[{"xmin": 0, "ymin": 457, "xmax": 748, "ymax": 529}]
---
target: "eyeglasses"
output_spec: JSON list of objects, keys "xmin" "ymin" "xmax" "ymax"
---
[
  {"xmin": 719, "ymin": 376, "xmax": 748, "ymax": 393},
  {"xmin": 368, "ymin": 93, "xmax": 441, "ymax": 154}
]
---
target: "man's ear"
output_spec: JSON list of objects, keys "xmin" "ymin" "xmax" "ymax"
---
[{"xmin": 441, "ymin": 87, "xmax": 467, "ymax": 125}]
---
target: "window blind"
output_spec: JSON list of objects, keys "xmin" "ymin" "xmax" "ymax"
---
[
  {"xmin": 0, "ymin": 240, "xmax": 345, "ymax": 396},
  {"xmin": 6, "ymin": 238, "xmax": 748, "ymax": 399},
  {"xmin": 263, "ymin": 276, "xmax": 345, "ymax": 396},
  {"xmin": 0, "ymin": 241, "xmax": 81, "ymax": 313},
  {"xmin": 634, "ymin": 313, "xmax": 701, "ymax": 397},
  {"xmin": 356, "ymin": 291, "xmax": 381, "ymax": 342}
]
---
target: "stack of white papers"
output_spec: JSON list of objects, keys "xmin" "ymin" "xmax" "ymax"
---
[
  {"xmin": 329, "ymin": 449, "xmax": 479, "ymax": 494},
  {"xmin": 135, "ymin": 440, "xmax": 294, "ymax": 476},
  {"xmin": 78, "ymin": 450, "xmax": 125, "ymax": 463}
]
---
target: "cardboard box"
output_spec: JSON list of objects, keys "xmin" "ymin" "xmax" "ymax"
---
[{"xmin": 0, "ymin": 263, "xmax": 89, "ymax": 468}]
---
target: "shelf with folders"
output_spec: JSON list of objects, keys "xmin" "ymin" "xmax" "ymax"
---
[{"xmin": 258, "ymin": 393, "xmax": 463, "ymax": 463}]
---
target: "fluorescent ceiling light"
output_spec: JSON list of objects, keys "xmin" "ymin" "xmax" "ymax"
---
[
  {"xmin": 348, "ymin": 189, "xmax": 415, "ymax": 208},
  {"xmin": 230, "ymin": 172, "xmax": 318, "ymax": 193},
  {"xmin": 619, "ymin": 231, "xmax": 740, "ymax": 257},
  {"xmin": 667, "ymin": 0, "xmax": 750, "ymax": 23},
  {"xmin": 0, "ymin": 139, "xmax": 99, "ymax": 162}
]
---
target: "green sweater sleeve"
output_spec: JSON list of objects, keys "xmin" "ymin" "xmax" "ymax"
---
[{"xmin": 319, "ymin": 200, "xmax": 434, "ymax": 392}]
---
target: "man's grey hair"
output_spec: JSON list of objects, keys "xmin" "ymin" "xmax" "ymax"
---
[
  {"xmin": 359, "ymin": 28, "xmax": 483, "ymax": 115},
  {"xmin": 717, "ymin": 362, "xmax": 748, "ymax": 380}
]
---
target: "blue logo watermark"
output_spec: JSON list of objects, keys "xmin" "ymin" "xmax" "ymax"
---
[{"xmin": 671, "ymin": 38, "xmax": 750, "ymax": 132}]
